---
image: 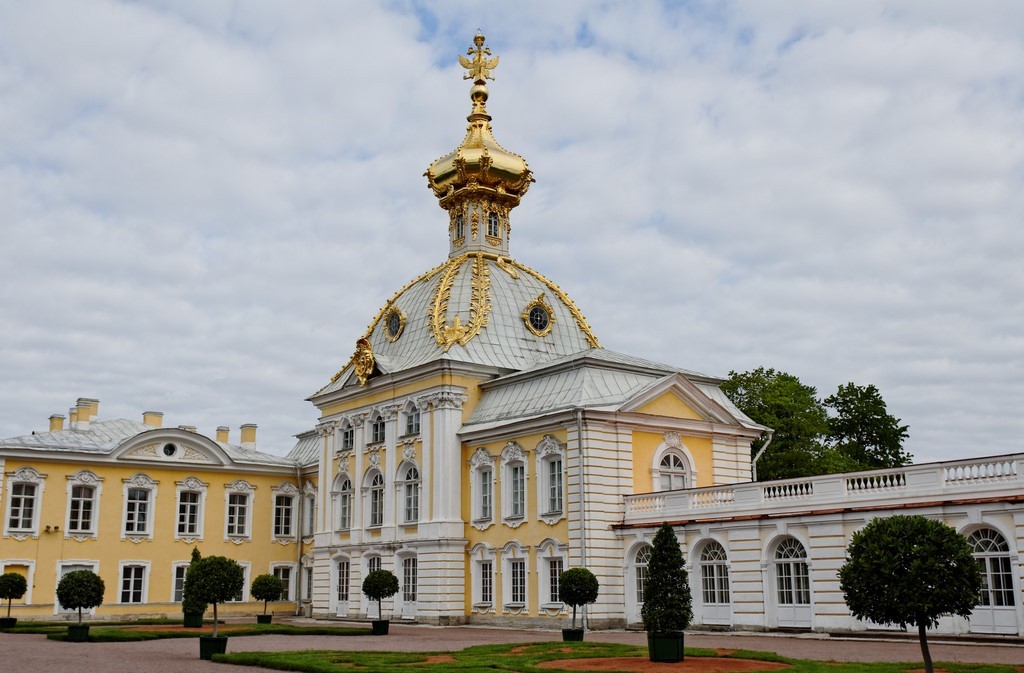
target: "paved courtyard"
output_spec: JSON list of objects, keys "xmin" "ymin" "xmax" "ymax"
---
[{"xmin": 2, "ymin": 620, "xmax": 1021, "ymax": 673}]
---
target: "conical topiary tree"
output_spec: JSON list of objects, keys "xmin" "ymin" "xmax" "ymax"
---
[
  {"xmin": 641, "ymin": 523, "xmax": 692, "ymax": 662},
  {"xmin": 182, "ymin": 547, "xmax": 207, "ymax": 625}
]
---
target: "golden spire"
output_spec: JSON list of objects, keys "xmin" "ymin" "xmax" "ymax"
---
[{"xmin": 459, "ymin": 33, "xmax": 499, "ymax": 83}]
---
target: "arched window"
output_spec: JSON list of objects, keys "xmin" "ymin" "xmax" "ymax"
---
[
  {"xmin": 774, "ymin": 538, "xmax": 810, "ymax": 606},
  {"xmin": 635, "ymin": 545, "xmax": 652, "ymax": 603},
  {"xmin": 371, "ymin": 415, "xmax": 386, "ymax": 444},
  {"xmin": 455, "ymin": 214, "xmax": 464, "ymax": 240},
  {"xmin": 405, "ymin": 407, "xmax": 421, "ymax": 436},
  {"xmin": 341, "ymin": 423, "xmax": 354, "ymax": 450},
  {"xmin": 401, "ymin": 466, "xmax": 420, "ymax": 523},
  {"xmin": 338, "ymin": 478, "xmax": 352, "ymax": 530},
  {"xmin": 700, "ymin": 541, "xmax": 730, "ymax": 605},
  {"xmin": 366, "ymin": 472, "xmax": 384, "ymax": 527},
  {"xmin": 487, "ymin": 211, "xmax": 499, "ymax": 238},
  {"xmin": 659, "ymin": 453, "xmax": 689, "ymax": 490},
  {"xmin": 970, "ymin": 528, "xmax": 1015, "ymax": 607}
]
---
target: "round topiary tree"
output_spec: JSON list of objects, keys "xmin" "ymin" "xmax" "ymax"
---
[
  {"xmin": 250, "ymin": 573, "xmax": 284, "ymax": 621},
  {"xmin": 839, "ymin": 515, "xmax": 981, "ymax": 673},
  {"xmin": 56, "ymin": 569, "xmax": 105, "ymax": 641},
  {"xmin": 187, "ymin": 556, "xmax": 245, "ymax": 638},
  {"xmin": 558, "ymin": 568, "xmax": 599, "ymax": 633},
  {"xmin": 362, "ymin": 569, "xmax": 399, "ymax": 632},
  {"xmin": 641, "ymin": 522, "xmax": 692, "ymax": 662},
  {"xmin": 0, "ymin": 572, "xmax": 28, "ymax": 628}
]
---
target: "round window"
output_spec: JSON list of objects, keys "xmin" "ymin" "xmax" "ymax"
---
[
  {"xmin": 162, "ymin": 443, "xmax": 177, "ymax": 457},
  {"xmin": 384, "ymin": 308, "xmax": 405, "ymax": 342},
  {"xmin": 529, "ymin": 305, "xmax": 549, "ymax": 332}
]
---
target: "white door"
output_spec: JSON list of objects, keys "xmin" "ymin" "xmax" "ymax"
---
[
  {"xmin": 774, "ymin": 539, "xmax": 812, "ymax": 628},
  {"xmin": 56, "ymin": 564, "xmax": 94, "ymax": 615},
  {"xmin": 968, "ymin": 529, "xmax": 1018, "ymax": 634},
  {"xmin": 699, "ymin": 542, "xmax": 732, "ymax": 625},
  {"xmin": 336, "ymin": 560, "xmax": 350, "ymax": 617},
  {"xmin": 401, "ymin": 558, "xmax": 417, "ymax": 620}
]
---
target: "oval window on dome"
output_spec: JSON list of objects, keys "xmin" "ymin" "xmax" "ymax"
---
[
  {"xmin": 522, "ymin": 294, "xmax": 555, "ymax": 337},
  {"xmin": 384, "ymin": 308, "xmax": 406, "ymax": 342}
]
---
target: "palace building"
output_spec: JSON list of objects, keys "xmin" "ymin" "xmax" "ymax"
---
[{"xmin": 2, "ymin": 35, "xmax": 1022, "ymax": 634}]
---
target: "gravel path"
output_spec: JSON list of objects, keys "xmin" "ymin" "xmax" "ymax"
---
[{"xmin": 3, "ymin": 621, "xmax": 1021, "ymax": 673}]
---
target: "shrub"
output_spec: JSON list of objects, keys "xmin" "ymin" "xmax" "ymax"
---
[
  {"xmin": 0, "ymin": 572, "xmax": 28, "ymax": 619},
  {"xmin": 640, "ymin": 522, "xmax": 692, "ymax": 633},
  {"xmin": 56, "ymin": 570, "xmax": 105, "ymax": 624},
  {"xmin": 187, "ymin": 556, "xmax": 245, "ymax": 637},
  {"xmin": 250, "ymin": 574, "xmax": 284, "ymax": 615},
  {"xmin": 558, "ymin": 568, "xmax": 599, "ymax": 630},
  {"xmin": 361, "ymin": 570, "xmax": 399, "ymax": 620},
  {"xmin": 182, "ymin": 547, "xmax": 207, "ymax": 616}
]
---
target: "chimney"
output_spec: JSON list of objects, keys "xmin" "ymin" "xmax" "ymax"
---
[
  {"xmin": 240, "ymin": 423, "xmax": 257, "ymax": 448},
  {"xmin": 69, "ymin": 407, "xmax": 79, "ymax": 429},
  {"xmin": 82, "ymin": 398, "xmax": 99, "ymax": 420},
  {"xmin": 143, "ymin": 411, "xmax": 163, "ymax": 428},
  {"xmin": 216, "ymin": 426, "xmax": 230, "ymax": 443},
  {"xmin": 76, "ymin": 398, "xmax": 92, "ymax": 429},
  {"xmin": 178, "ymin": 425, "xmax": 197, "ymax": 433},
  {"xmin": 49, "ymin": 414, "xmax": 65, "ymax": 432}
]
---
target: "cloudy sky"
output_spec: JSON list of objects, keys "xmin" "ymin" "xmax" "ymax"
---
[{"xmin": 2, "ymin": 1, "xmax": 1021, "ymax": 464}]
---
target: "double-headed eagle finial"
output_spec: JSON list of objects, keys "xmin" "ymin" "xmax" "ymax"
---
[{"xmin": 458, "ymin": 33, "xmax": 499, "ymax": 83}]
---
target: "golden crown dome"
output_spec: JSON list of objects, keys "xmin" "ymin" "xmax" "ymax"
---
[{"xmin": 424, "ymin": 34, "xmax": 534, "ymax": 211}]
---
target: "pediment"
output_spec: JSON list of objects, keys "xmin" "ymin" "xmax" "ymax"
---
[
  {"xmin": 112, "ymin": 429, "xmax": 231, "ymax": 466},
  {"xmin": 619, "ymin": 373, "xmax": 734, "ymax": 425}
]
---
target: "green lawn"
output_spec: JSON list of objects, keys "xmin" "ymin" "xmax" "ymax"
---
[{"xmin": 215, "ymin": 641, "xmax": 1024, "ymax": 673}]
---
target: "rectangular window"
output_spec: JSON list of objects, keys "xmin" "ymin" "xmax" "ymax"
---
[
  {"xmin": 125, "ymin": 488, "xmax": 150, "ymax": 534},
  {"xmin": 511, "ymin": 559, "xmax": 526, "ymax": 604},
  {"xmin": 177, "ymin": 491, "xmax": 200, "ymax": 535},
  {"xmin": 120, "ymin": 565, "xmax": 145, "ymax": 603},
  {"xmin": 548, "ymin": 558, "xmax": 563, "ymax": 604},
  {"xmin": 342, "ymin": 426, "xmax": 354, "ymax": 450},
  {"xmin": 303, "ymin": 495, "xmax": 315, "ymax": 536},
  {"xmin": 339, "ymin": 489, "xmax": 352, "ymax": 530},
  {"xmin": 8, "ymin": 483, "xmax": 36, "ymax": 530},
  {"xmin": 68, "ymin": 485, "xmax": 95, "ymax": 532},
  {"xmin": 274, "ymin": 566, "xmax": 293, "ymax": 601},
  {"xmin": 227, "ymin": 493, "xmax": 248, "ymax": 536},
  {"xmin": 547, "ymin": 458, "xmax": 563, "ymax": 514},
  {"xmin": 371, "ymin": 417, "xmax": 386, "ymax": 444},
  {"xmin": 637, "ymin": 565, "xmax": 649, "ymax": 603},
  {"xmin": 405, "ymin": 409, "xmax": 420, "ymax": 436},
  {"xmin": 404, "ymin": 481, "xmax": 419, "ymax": 523},
  {"xmin": 402, "ymin": 558, "xmax": 417, "ymax": 602},
  {"xmin": 370, "ymin": 485, "xmax": 383, "ymax": 527},
  {"xmin": 173, "ymin": 564, "xmax": 188, "ymax": 602},
  {"xmin": 511, "ymin": 465, "xmax": 525, "ymax": 518},
  {"xmin": 229, "ymin": 565, "xmax": 248, "ymax": 602},
  {"xmin": 274, "ymin": 495, "xmax": 294, "ymax": 537},
  {"xmin": 337, "ymin": 561, "xmax": 350, "ymax": 602},
  {"xmin": 480, "ymin": 561, "xmax": 493, "ymax": 604},
  {"xmin": 480, "ymin": 469, "xmax": 492, "ymax": 520},
  {"xmin": 304, "ymin": 567, "xmax": 313, "ymax": 601}
]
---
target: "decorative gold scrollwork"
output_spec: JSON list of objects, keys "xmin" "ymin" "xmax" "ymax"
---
[{"xmin": 429, "ymin": 253, "xmax": 492, "ymax": 351}]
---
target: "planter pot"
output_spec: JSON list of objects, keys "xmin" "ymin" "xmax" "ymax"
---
[
  {"xmin": 0, "ymin": 617, "xmax": 17, "ymax": 631},
  {"xmin": 647, "ymin": 631, "xmax": 684, "ymax": 663},
  {"xmin": 256, "ymin": 614, "xmax": 272, "ymax": 624},
  {"xmin": 183, "ymin": 612, "xmax": 204, "ymax": 628},
  {"xmin": 199, "ymin": 635, "xmax": 228, "ymax": 660},
  {"xmin": 371, "ymin": 619, "xmax": 389, "ymax": 636},
  {"xmin": 67, "ymin": 624, "xmax": 90, "ymax": 642},
  {"xmin": 561, "ymin": 628, "xmax": 584, "ymax": 642}
]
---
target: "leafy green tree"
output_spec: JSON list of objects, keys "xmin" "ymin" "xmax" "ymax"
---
[
  {"xmin": 721, "ymin": 368, "xmax": 831, "ymax": 480},
  {"xmin": 826, "ymin": 383, "xmax": 911, "ymax": 469},
  {"xmin": 0, "ymin": 572, "xmax": 28, "ymax": 620},
  {"xmin": 187, "ymin": 556, "xmax": 245, "ymax": 638},
  {"xmin": 250, "ymin": 574, "xmax": 284, "ymax": 615},
  {"xmin": 640, "ymin": 523, "xmax": 692, "ymax": 633},
  {"xmin": 558, "ymin": 568, "xmax": 599, "ymax": 630},
  {"xmin": 839, "ymin": 515, "xmax": 981, "ymax": 673},
  {"xmin": 56, "ymin": 570, "xmax": 105, "ymax": 624},
  {"xmin": 182, "ymin": 547, "xmax": 207, "ymax": 617},
  {"xmin": 361, "ymin": 570, "xmax": 399, "ymax": 621}
]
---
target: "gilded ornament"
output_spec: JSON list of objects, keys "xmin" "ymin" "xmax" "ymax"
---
[
  {"xmin": 522, "ymin": 293, "xmax": 556, "ymax": 337},
  {"xmin": 429, "ymin": 253, "xmax": 492, "ymax": 350},
  {"xmin": 383, "ymin": 307, "xmax": 407, "ymax": 342},
  {"xmin": 495, "ymin": 256, "xmax": 519, "ymax": 279},
  {"xmin": 513, "ymin": 260, "xmax": 601, "ymax": 348},
  {"xmin": 354, "ymin": 337, "xmax": 375, "ymax": 386},
  {"xmin": 458, "ymin": 33, "xmax": 499, "ymax": 82}
]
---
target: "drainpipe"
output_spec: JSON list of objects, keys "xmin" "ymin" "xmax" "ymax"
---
[
  {"xmin": 574, "ymin": 407, "xmax": 587, "ymax": 629},
  {"xmin": 295, "ymin": 464, "xmax": 304, "ymax": 617},
  {"xmin": 750, "ymin": 430, "xmax": 774, "ymax": 482}
]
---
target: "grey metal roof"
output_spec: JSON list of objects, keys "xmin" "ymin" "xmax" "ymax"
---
[
  {"xmin": 0, "ymin": 419, "xmax": 294, "ymax": 467},
  {"xmin": 693, "ymin": 382, "xmax": 766, "ymax": 431},
  {"xmin": 285, "ymin": 430, "xmax": 321, "ymax": 468}
]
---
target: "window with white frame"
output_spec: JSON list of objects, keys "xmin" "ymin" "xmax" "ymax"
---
[
  {"xmin": 455, "ymin": 213, "xmax": 464, "ymax": 240},
  {"xmin": 341, "ymin": 423, "xmax": 354, "ymax": 450},
  {"xmin": 469, "ymin": 448, "xmax": 495, "ymax": 529},
  {"xmin": 366, "ymin": 471, "xmax": 384, "ymax": 528},
  {"xmin": 119, "ymin": 563, "xmax": 148, "ymax": 604},
  {"xmin": 487, "ymin": 211, "xmax": 499, "ymax": 238},
  {"xmin": 229, "ymin": 562, "xmax": 251, "ymax": 602},
  {"xmin": 535, "ymin": 435, "xmax": 565, "ymax": 524},
  {"xmin": 501, "ymin": 442, "xmax": 527, "ymax": 526},
  {"xmin": 172, "ymin": 563, "xmax": 189, "ymax": 602},
  {"xmin": 274, "ymin": 494, "xmax": 295, "ymax": 537},
  {"xmin": 225, "ymin": 480, "xmax": 255, "ymax": 540},
  {"xmin": 635, "ymin": 544, "xmax": 652, "ymax": 603},
  {"xmin": 175, "ymin": 476, "xmax": 207, "ymax": 539},
  {"xmin": 336, "ymin": 559, "xmax": 350, "ymax": 603},
  {"xmin": 370, "ymin": 415, "xmax": 386, "ymax": 444},
  {"xmin": 404, "ymin": 407, "xmax": 420, "ymax": 436},
  {"xmin": 65, "ymin": 470, "xmax": 101, "ymax": 537},
  {"xmin": 5, "ymin": 468, "xmax": 45, "ymax": 536},
  {"xmin": 303, "ymin": 564, "xmax": 313, "ymax": 601},
  {"xmin": 337, "ymin": 477, "xmax": 353, "ymax": 530},
  {"xmin": 469, "ymin": 543, "xmax": 495, "ymax": 611},
  {"xmin": 502, "ymin": 542, "xmax": 528, "ymax": 611},
  {"xmin": 302, "ymin": 483, "xmax": 316, "ymax": 537},
  {"xmin": 480, "ymin": 560, "xmax": 493, "ymax": 605},
  {"xmin": 122, "ymin": 473, "xmax": 157, "ymax": 539},
  {"xmin": 774, "ymin": 538, "xmax": 810, "ymax": 606},
  {"xmin": 402, "ymin": 557, "xmax": 417, "ymax": 602},
  {"xmin": 400, "ymin": 465, "xmax": 420, "ymax": 523},
  {"xmin": 273, "ymin": 564, "xmax": 295, "ymax": 601},
  {"xmin": 367, "ymin": 556, "xmax": 382, "ymax": 574},
  {"xmin": 537, "ymin": 538, "xmax": 568, "ymax": 608},
  {"xmin": 700, "ymin": 540, "xmax": 730, "ymax": 605},
  {"xmin": 969, "ymin": 528, "xmax": 1015, "ymax": 607},
  {"xmin": 657, "ymin": 452, "xmax": 690, "ymax": 491}
]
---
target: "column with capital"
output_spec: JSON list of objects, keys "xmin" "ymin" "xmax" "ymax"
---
[
  {"xmin": 428, "ymin": 391, "xmax": 467, "ymax": 531},
  {"xmin": 351, "ymin": 413, "xmax": 368, "ymax": 545},
  {"xmin": 382, "ymin": 403, "xmax": 402, "ymax": 538},
  {"xmin": 415, "ymin": 396, "xmax": 432, "ymax": 527}
]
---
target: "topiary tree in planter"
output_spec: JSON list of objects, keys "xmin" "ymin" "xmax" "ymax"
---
[
  {"xmin": 0, "ymin": 572, "xmax": 28, "ymax": 630},
  {"xmin": 840, "ymin": 515, "xmax": 981, "ymax": 673},
  {"xmin": 55, "ymin": 569, "xmax": 105, "ymax": 642},
  {"xmin": 558, "ymin": 568, "xmax": 599, "ymax": 641},
  {"xmin": 362, "ymin": 569, "xmax": 399, "ymax": 635},
  {"xmin": 250, "ymin": 574, "xmax": 284, "ymax": 624},
  {"xmin": 187, "ymin": 555, "xmax": 244, "ymax": 659},
  {"xmin": 181, "ymin": 547, "xmax": 207, "ymax": 627},
  {"xmin": 641, "ymin": 522, "xmax": 692, "ymax": 662}
]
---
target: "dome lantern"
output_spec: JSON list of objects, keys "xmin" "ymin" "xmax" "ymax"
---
[{"xmin": 424, "ymin": 34, "xmax": 535, "ymax": 259}]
